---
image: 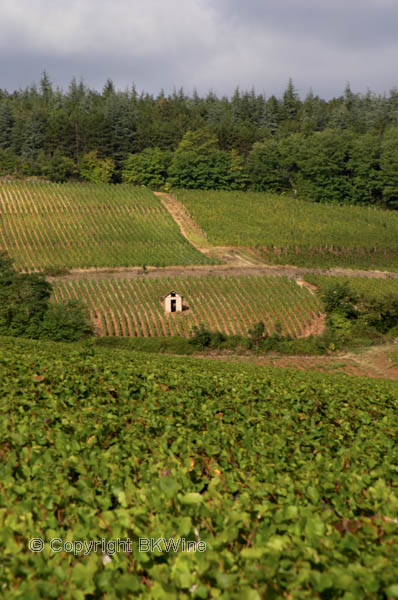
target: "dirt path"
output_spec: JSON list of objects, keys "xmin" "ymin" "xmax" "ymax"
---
[
  {"xmin": 154, "ymin": 191, "xmax": 262, "ymax": 266},
  {"xmin": 47, "ymin": 262, "xmax": 398, "ymax": 283},
  {"xmin": 193, "ymin": 343, "xmax": 398, "ymax": 381},
  {"xmin": 154, "ymin": 192, "xmax": 212, "ymax": 251},
  {"xmin": 297, "ymin": 312, "xmax": 326, "ymax": 338}
]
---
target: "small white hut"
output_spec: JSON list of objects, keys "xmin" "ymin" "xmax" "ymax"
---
[{"xmin": 164, "ymin": 290, "xmax": 183, "ymax": 313}]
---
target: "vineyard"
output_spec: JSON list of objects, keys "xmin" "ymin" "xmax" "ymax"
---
[
  {"xmin": 305, "ymin": 274, "xmax": 398, "ymax": 300},
  {"xmin": 0, "ymin": 181, "xmax": 215, "ymax": 270},
  {"xmin": 177, "ymin": 189, "xmax": 398, "ymax": 270},
  {"xmin": 3, "ymin": 179, "xmax": 398, "ymax": 599},
  {"xmin": 1, "ymin": 336, "xmax": 398, "ymax": 598},
  {"xmin": 52, "ymin": 275, "xmax": 323, "ymax": 338}
]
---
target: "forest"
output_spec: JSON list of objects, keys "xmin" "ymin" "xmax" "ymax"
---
[{"xmin": 1, "ymin": 73, "xmax": 398, "ymax": 206}]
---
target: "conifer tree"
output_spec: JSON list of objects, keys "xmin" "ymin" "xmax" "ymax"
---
[{"xmin": 0, "ymin": 101, "xmax": 14, "ymax": 149}]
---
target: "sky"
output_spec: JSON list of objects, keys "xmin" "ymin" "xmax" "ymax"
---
[{"xmin": 0, "ymin": 0, "xmax": 397, "ymax": 99}]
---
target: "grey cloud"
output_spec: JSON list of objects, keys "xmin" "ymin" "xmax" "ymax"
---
[
  {"xmin": 0, "ymin": 0, "xmax": 397, "ymax": 98},
  {"xmin": 211, "ymin": 0, "xmax": 398, "ymax": 49}
]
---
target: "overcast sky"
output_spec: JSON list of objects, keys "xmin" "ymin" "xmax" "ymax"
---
[{"xmin": 0, "ymin": 0, "xmax": 397, "ymax": 99}]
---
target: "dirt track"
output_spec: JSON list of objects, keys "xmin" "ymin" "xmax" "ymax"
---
[
  {"xmin": 193, "ymin": 343, "xmax": 398, "ymax": 381},
  {"xmin": 47, "ymin": 263, "xmax": 398, "ymax": 283}
]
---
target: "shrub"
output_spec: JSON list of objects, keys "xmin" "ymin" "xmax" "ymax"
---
[
  {"xmin": 390, "ymin": 349, "xmax": 398, "ymax": 365},
  {"xmin": 0, "ymin": 253, "xmax": 52, "ymax": 338},
  {"xmin": 189, "ymin": 325, "xmax": 226, "ymax": 350},
  {"xmin": 168, "ymin": 150, "xmax": 233, "ymax": 190},
  {"xmin": 122, "ymin": 148, "xmax": 172, "ymax": 189},
  {"xmin": 386, "ymin": 324, "xmax": 398, "ymax": 340},
  {"xmin": 358, "ymin": 294, "xmax": 398, "ymax": 333},
  {"xmin": 189, "ymin": 324, "xmax": 212, "ymax": 349},
  {"xmin": 209, "ymin": 330, "xmax": 226, "ymax": 348},
  {"xmin": 42, "ymin": 150, "xmax": 75, "ymax": 183},
  {"xmin": 39, "ymin": 300, "xmax": 92, "ymax": 342},
  {"xmin": 80, "ymin": 150, "xmax": 115, "ymax": 183},
  {"xmin": 0, "ymin": 252, "xmax": 92, "ymax": 341},
  {"xmin": 247, "ymin": 321, "xmax": 266, "ymax": 348},
  {"xmin": 326, "ymin": 311, "xmax": 355, "ymax": 342},
  {"xmin": 321, "ymin": 281, "xmax": 358, "ymax": 319},
  {"xmin": 275, "ymin": 336, "xmax": 324, "ymax": 355}
]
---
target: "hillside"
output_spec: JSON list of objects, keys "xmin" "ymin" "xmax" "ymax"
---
[
  {"xmin": 177, "ymin": 190, "xmax": 398, "ymax": 270},
  {"xmin": 52, "ymin": 274, "xmax": 322, "ymax": 338},
  {"xmin": 0, "ymin": 181, "xmax": 215, "ymax": 270}
]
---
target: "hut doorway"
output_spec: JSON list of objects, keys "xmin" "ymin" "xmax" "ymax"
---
[{"xmin": 164, "ymin": 291, "xmax": 184, "ymax": 313}]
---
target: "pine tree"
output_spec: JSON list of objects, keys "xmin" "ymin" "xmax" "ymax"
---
[
  {"xmin": 380, "ymin": 126, "xmax": 398, "ymax": 208},
  {"xmin": 39, "ymin": 71, "xmax": 53, "ymax": 104},
  {"xmin": 21, "ymin": 111, "xmax": 45, "ymax": 159},
  {"xmin": 103, "ymin": 91, "xmax": 136, "ymax": 165},
  {"xmin": 263, "ymin": 96, "xmax": 280, "ymax": 135},
  {"xmin": 282, "ymin": 78, "xmax": 300, "ymax": 121},
  {"xmin": 0, "ymin": 101, "xmax": 14, "ymax": 149}
]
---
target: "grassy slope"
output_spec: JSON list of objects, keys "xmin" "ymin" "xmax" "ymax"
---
[
  {"xmin": 1, "ymin": 336, "xmax": 398, "ymax": 598},
  {"xmin": 177, "ymin": 190, "xmax": 398, "ymax": 270},
  {"xmin": 0, "ymin": 182, "xmax": 215, "ymax": 270}
]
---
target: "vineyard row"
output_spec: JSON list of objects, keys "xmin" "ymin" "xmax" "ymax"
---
[
  {"xmin": 53, "ymin": 275, "xmax": 323, "ymax": 338},
  {"xmin": 0, "ymin": 182, "xmax": 214, "ymax": 270}
]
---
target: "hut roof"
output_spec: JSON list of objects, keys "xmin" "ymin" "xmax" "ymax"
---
[{"xmin": 163, "ymin": 290, "xmax": 183, "ymax": 300}]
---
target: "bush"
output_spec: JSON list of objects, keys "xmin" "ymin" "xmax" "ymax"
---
[
  {"xmin": 189, "ymin": 324, "xmax": 212, "ymax": 349},
  {"xmin": 40, "ymin": 300, "xmax": 92, "ymax": 342},
  {"xmin": 390, "ymin": 349, "xmax": 398, "ymax": 365},
  {"xmin": 209, "ymin": 330, "xmax": 226, "ymax": 348},
  {"xmin": 80, "ymin": 150, "xmax": 115, "ymax": 183},
  {"xmin": 326, "ymin": 311, "xmax": 355, "ymax": 342},
  {"xmin": 42, "ymin": 151, "xmax": 75, "ymax": 183},
  {"xmin": 122, "ymin": 148, "xmax": 172, "ymax": 189},
  {"xmin": 0, "ymin": 252, "xmax": 92, "ymax": 341},
  {"xmin": 321, "ymin": 281, "xmax": 398, "ymax": 340},
  {"xmin": 189, "ymin": 324, "xmax": 226, "ymax": 350},
  {"xmin": 358, "ymin": 294, "xmax": 398, "ymax": 333},
  {"xmin": 321, "ymin": 281, "xmax": 358, "ymax": 319},
  {"xmin": 0, "ymin": 253, "xmax": 52, "ymax": 338},
  {"xmin": 386, "ymin": 324, "xmax": 398, "ymax": 340},
  {"xmin": 316, "ymin": 281, "xmax": 398, "ymax": 347},
  {"xmin": 168, "ymin": 150, "xmax": 233, "ymax": 190},
  {"xmin": 223, "ymin": 334, "xmax": 248, "ymax": 350},
  {"xmin": 275, "ymin": 336, "xmax": 324, "ymax": 355},
  {"xmin": 247, "ymin": 321, "xmax": 266, "ymax": 348}
]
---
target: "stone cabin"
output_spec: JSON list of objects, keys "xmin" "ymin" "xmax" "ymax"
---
[{"xmin": 164, "ymin": 290, "xmax": 183, "ymax": 313}]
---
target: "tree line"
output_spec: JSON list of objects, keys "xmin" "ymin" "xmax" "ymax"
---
[{"xmin": 1, "ymin": 73, "xmax": 398, "ymax": 206}]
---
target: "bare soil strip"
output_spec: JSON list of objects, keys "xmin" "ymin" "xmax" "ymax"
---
[
  {"xmin": 193, "ymin": 343, "xmax": 398, "ymax": 381},
  {"xmin": 154, "ymin": 192, "xmax": 213, "ymax": 251},
  {"xmin": 47, "ymin": 263, "xmax": 398, "ymax": 283},
  {"xmin": 154, "ymin": 191, "xmax": 261, "ymax": 266}
]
